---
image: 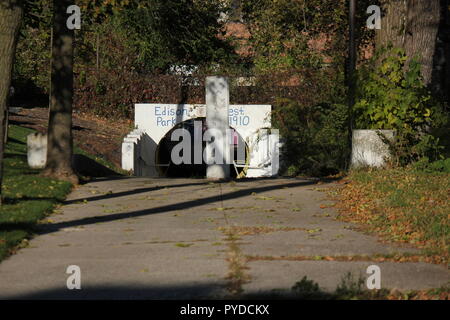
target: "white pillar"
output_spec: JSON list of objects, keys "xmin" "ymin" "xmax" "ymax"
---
[
  {"xmin": 27, "ymin": 133, "xmax": 47, "ymax": 169},
  {"xmin": 205, "ymin": 76, "xmax": 230, "ymax": 179}
]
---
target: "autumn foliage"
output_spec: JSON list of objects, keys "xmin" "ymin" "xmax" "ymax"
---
[{"xmin": 335, "ymin": 168, "xmax": 449, "ymax": 265}]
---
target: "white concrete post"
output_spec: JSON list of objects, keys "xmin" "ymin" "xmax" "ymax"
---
[
  {"xmin": 205, "ymin": 76, "xmax": 230, "ymax": 179},
  {"xmin": 27, "ymin": 133, "xmax": 47, "ymax": 169}
]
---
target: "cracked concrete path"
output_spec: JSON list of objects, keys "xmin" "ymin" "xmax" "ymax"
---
[{"xmin": 0, "ymin": 177, "xmax": 448, "ymax": 299}]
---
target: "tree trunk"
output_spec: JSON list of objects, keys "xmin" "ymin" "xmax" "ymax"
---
[
  {"xmin": 0, "ymin": 1, "xmax": 23, "ymax": 204},
  {"xmin": 404, "ymin": 0, "xmax": 441, "ymax": 85},
  {"xmin": 43, "ymin": 0, "xmax": 78, "ymax": 184},
  {"xmin": 376, "ymin": 0, "xmax": 408, "ymax": 49},
  {"xmin": 444, "ymin": 0, "xmax": 450, "ymax": 104},
  {"xmin": 433, "ymin": 0, "xmax": 450, "ymax": 103},
  {"xmin": 376, "ymin": 0, "xmax": 441, "ymax": 86}
]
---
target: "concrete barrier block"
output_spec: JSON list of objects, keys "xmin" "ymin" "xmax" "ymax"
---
[
  {"xmin": 27, "ymin": 132, "xmax": 47, "ymax": 169},
  {"xmin": 351, "ymin": 129, "xmax": 395, "ymax": 168}
]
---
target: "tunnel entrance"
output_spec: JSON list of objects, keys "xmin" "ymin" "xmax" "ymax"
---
[{"xmin": 155, "ymin": 118, "xmax": 249, "ymax": 178}]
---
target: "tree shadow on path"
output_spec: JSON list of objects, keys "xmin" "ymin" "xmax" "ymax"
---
[{"xmin": 40, "ymin": 179, "xmax": 318, "ymax": 235}]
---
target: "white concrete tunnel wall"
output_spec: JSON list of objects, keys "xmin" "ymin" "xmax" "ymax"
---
[{"xmin": 122, "ymin": 103, "xmax": 280, "ymax": 177}]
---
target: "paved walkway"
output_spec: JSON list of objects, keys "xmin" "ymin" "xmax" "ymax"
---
[{"xmin": 0, "ymin": 177, "xmax": 448, "ymax": 299}]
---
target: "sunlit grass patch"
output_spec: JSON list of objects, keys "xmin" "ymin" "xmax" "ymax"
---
[
  {"xmin": 335, "ymin": 167, "xmax": 449, "ymax": 264},
  {"xmin": 0, "ymin": 126, "xmax": 72, "ymax": 261}
]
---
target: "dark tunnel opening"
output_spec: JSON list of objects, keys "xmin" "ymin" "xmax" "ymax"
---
[{"xmin": 155, "ymin": 118, "xmax": 248, "ymax": 178}]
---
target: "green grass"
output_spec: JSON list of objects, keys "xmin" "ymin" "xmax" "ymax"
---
[
  {"xmin": 0, "ymin": 125, "xmax": 124, "ymax": 262},
  {"xmin": 337, "ymin": 167, "xmax": 450, "ymax": 263},
  {"xmin": 0, "ymin": 125, "xmax": 73, "ymax": 261}
]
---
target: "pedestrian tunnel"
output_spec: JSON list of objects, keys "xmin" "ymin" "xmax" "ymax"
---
[
  {"xmin": 155, "ymin": 118, "xmax": 249, "ymax": 178},
  {"xmin": 122, "ymin": 104, "xmax": 280, "ymax": 178}
]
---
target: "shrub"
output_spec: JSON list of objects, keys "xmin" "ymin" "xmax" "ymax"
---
[
  {"xmin": 272, "ymin": 97, "xmax": 349, "ymax": 177},
  {"xmin": 291, "ymin": 276, "xmax": 323, "ymax": 299},
  {"xmin": 354, "ymin": 47, "xmax": 434, "ymax": 131},
  {"xmin": 12, "ymin": 26, "xmax": 51, "ymax": 107},
  {"xmin": 355, "ymin": 47, "xmax": 449, "ymax": 166},
  {"xmin": 412, "ymin": 157, "xmax": 450, "ymax": 173},
  {"xmin": 74, "ymin": 69, "xmax": 205, "ymax": 118}
]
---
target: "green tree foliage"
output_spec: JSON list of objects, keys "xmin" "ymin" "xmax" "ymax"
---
[
  {"xmin": 14, "ymin": 0, "xmax": 235, "ymax": 96},
  {"xmin": 355, "ymin": 48, "xmax": 435, "ymax": 131},
  {"xmin": 12, "ymin": 0, "xmax": 51, "ymax": 100},
  {"xmin": 240, "ymin": 0, "xmax": 374, "ymax": 72},
  {"xmin": 236, "ymin": 0, "xmax": 374, "ymax": 175},
  {"xmin": 109, "ymin": 0, "xmax": 235, "ymax": 73},
  {"xmin": 13, "ymin": 26, "xmax": 51, "ymax": 100}
]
